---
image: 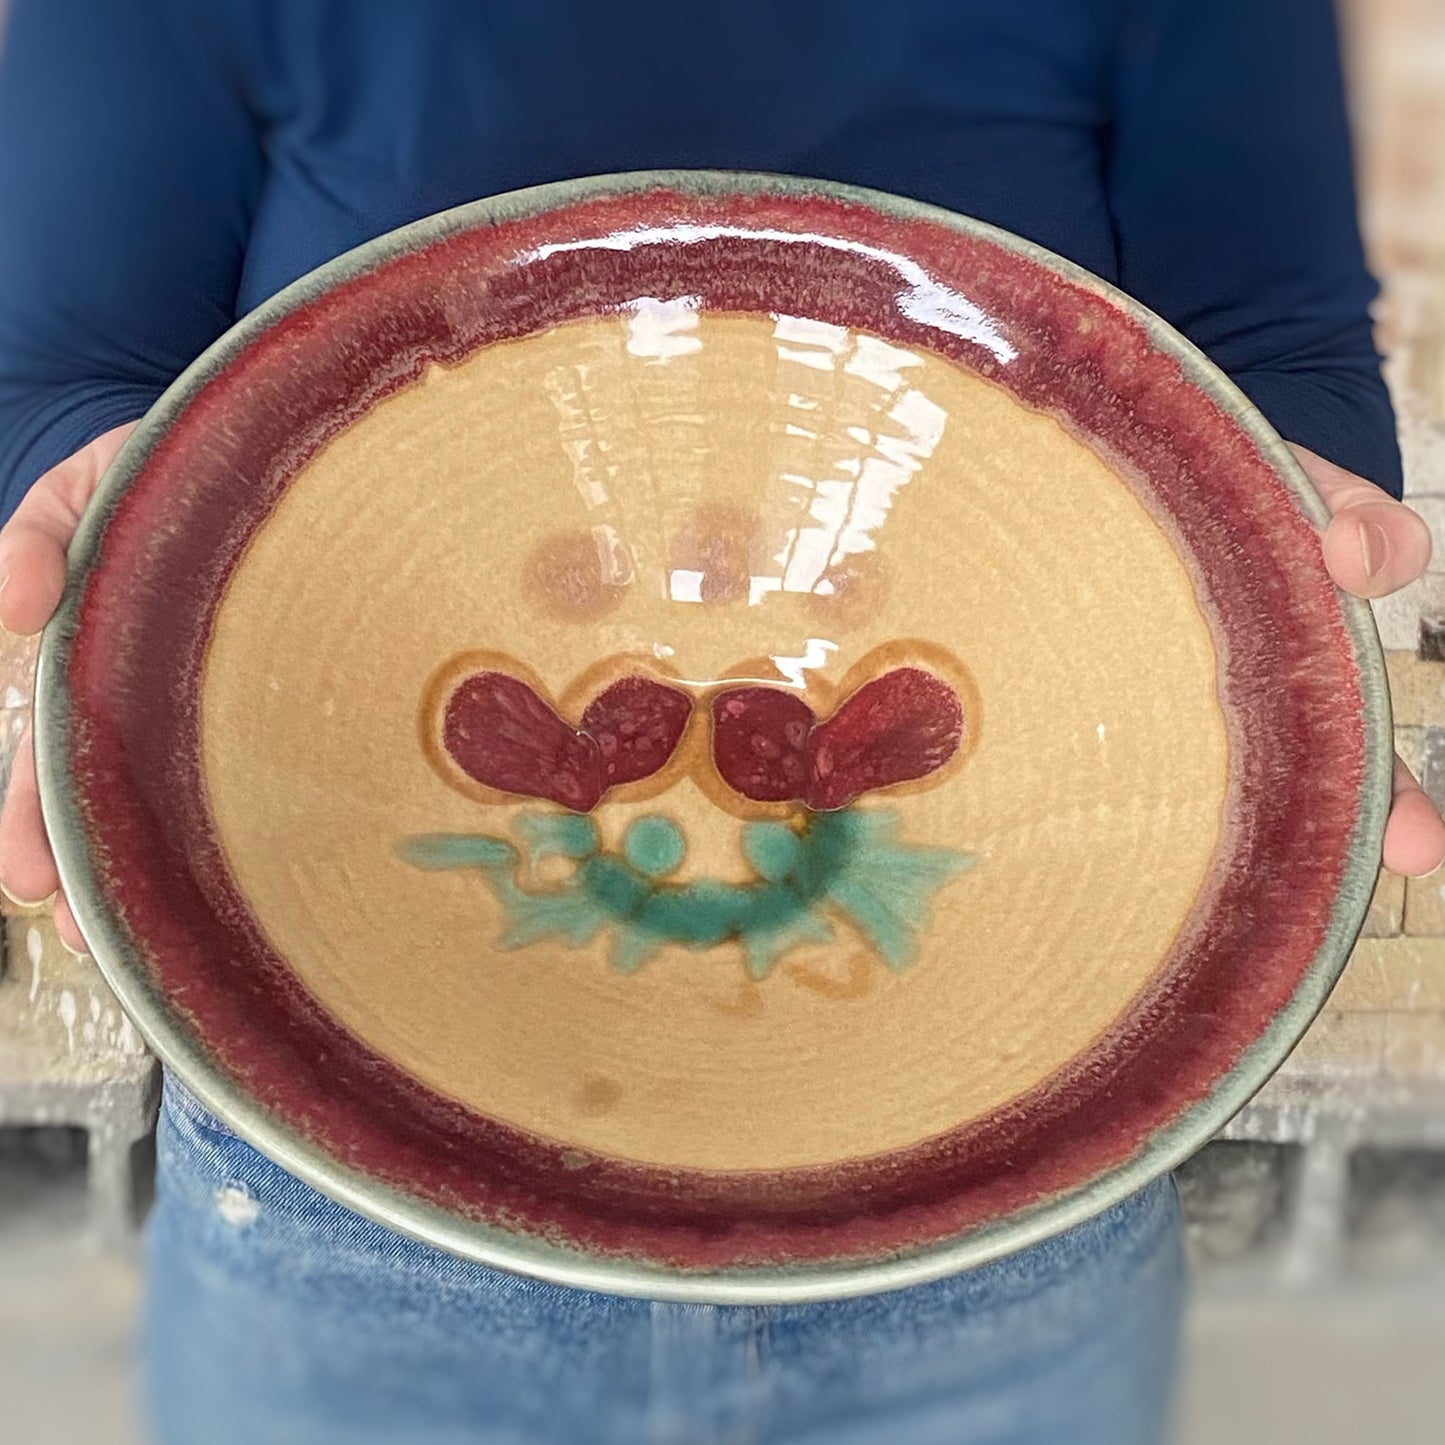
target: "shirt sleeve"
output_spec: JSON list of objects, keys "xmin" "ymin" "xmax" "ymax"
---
[
  {"xmin": 1107, "ymin": 0, "xmax": 1402, "ymax": 496},
  {"xmin": 0, "ymin": 0, "xmax": 262, "ymax": 522}
]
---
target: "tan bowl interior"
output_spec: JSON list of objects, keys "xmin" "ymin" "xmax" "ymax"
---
[{"xmin": 201, "ymin": 306, "xmax": 1227, "ymax": 1173}]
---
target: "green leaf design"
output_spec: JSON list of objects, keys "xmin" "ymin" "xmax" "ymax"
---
[
  {"xmin": 816, "ymin": 811, "xmax": 973, "ymax": 971},
  {"xmin": 399, "ymin": 805, "xmax": 972, "ymax": 978}
]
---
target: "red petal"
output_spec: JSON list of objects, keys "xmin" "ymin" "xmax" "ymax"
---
[
  {"xmin": 710, "ymin": 687, "xmax": 815, "ymax": 803},
  {"xmin": 807, "ymin": 668, "xmax": 963, "ymax": 810},
  {"xmin": 443, "ymin": 672, "xmax": 602, "ymax": 812},
  {"xmin": 580, "ymin": 676, "xmax": 693, "ymax": 787}
]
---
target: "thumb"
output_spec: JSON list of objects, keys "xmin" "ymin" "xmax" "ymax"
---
[{"xmin": 0, "ymin": 422, "xmax": 138, "ymax": 635}]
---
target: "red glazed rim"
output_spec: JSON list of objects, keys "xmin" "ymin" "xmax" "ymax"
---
[{"xmin": 36, "ymin": 171, "xmax": 1390, "ymax": 1303}]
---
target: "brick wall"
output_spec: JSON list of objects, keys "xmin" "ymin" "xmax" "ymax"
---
[{"xmin": 1179, "ymin": 0, "xmax": 1445, "ymax": 1285}]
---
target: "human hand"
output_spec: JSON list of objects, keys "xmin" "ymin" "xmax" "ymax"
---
[
  {"xmin": 0, "ymin": 423, "xmax": 137, "ymax": 949},
  {"xmin": 1290, "ymin": 442, "xmax": 1445, "ymax": 878}
]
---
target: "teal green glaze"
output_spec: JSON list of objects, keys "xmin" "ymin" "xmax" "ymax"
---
[
  {"xmin": 743, "ymin": 821, "xmax": 803, "ymax": 880},
  {"xmin": 621, "ymin": 816, "xmax": 687, "ymax": 877},
  {"xmin": 514, "ymin": 812, "xmax": 599, "ymax": 862},
  {"xmin": 819, "ymin": 821, "xmax": 972, "ymax": 968},
  {"xmin": 401, "ymin": 807, "xmax": 972, "ymax": 978},
  {"xmin": 401, "ymin": 834, "xmax": 518, "ymax": 871}
]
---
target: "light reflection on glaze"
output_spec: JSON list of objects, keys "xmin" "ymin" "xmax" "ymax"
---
[
  {"xmin": 525, "ymin": 224, "xmax": 1018, "ymax": 362},
  {"xmin": 765, "ymin": 317, "xmax": 948, "ymax": 606},
  {"xmin": 538, "ymin": 299, "xmax": 953, "ymax": 687},
  {"xmin": 624, "ymin": 295, "xmax": 702, "ymax": 358},
  {"xmin": 769, "ymin": 638, "xmax": 839, "ymax": 690}
]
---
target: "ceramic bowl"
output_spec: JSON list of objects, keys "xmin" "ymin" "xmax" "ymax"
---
[{"xmin": 36, "ymin": 171, "xmax": 1390, "ymax": 1302}]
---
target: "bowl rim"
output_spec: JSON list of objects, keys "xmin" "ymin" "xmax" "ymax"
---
[{"xmin": 35, "ymin": 167, "xmax": 1391, "ymax": 1303}]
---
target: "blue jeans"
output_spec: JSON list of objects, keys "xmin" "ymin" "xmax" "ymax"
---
[{"xmin": 144, "ymin": 1077, "xmax": 1185, "ymax": 1445}]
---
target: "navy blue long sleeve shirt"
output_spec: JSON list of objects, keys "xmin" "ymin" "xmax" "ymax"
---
[{"xmin": 0, "ymin": 0, "xmax": 1402, "ymax": 521}]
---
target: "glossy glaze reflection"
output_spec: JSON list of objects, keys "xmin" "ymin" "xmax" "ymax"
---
[
  {"xmin": 50, "ymin": 175, "xmax": 1380, "ymax": 1287},
  {"xmin": 200, "ymin": 308, "xmax": 1227, "ymax": 1172}
]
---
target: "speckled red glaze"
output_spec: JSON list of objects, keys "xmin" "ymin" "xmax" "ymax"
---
[
  {"xmin": 712, "ymin": 670, "xmax": 964, "ymax": 809},
  {"xmin": 444, "ymin": 672, "xmax": 693, "ymax": 811},
  {"xmin": 65, "ymin": 185, "xmax": 1366, "ymax": 1270}
]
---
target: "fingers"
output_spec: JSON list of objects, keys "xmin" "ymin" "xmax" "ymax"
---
[
  {"xmin": 52, "ymin": 889, "xmax": 87, "ymax": 955},
  {"xmin": 1321, "ymin": 498, "xmax": 1432, "ymax": 600},
  {"xmin": 0, "ymin": 723, "xmax": 60, "ymax": 905},
  {"xmin": 0, "ymin": 725, "xmax": 87, "ymax": 953},
  {"xmin": 1286, "ymin": 448, "xmax": 1445, "ymax": 872},
  {"xmin": 0, "ymin": 428, "xmax": 136, "ymax": 957},
  {"xmin": 0, "ymin": 427, "xmax": 136, "ymax": 958},
  {"xmin": 0, "ymin": 524, "xmax": 70, "ymax": 636},
  {"xmin": 1288, "ymin": 443, "xmax": 1433, "ymax": 600},
  {"xmin": 0, "ymin": 422, "xmax": 137, "ymax": 635},
  {"xmin": 1383, "ymin": 756, "xmax": 1445, "ymax": 878}
]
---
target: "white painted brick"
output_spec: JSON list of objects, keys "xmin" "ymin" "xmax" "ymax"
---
[{"xmin": 1372, "ymin": 574, "xmax": 1445, "ymax": 650}]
